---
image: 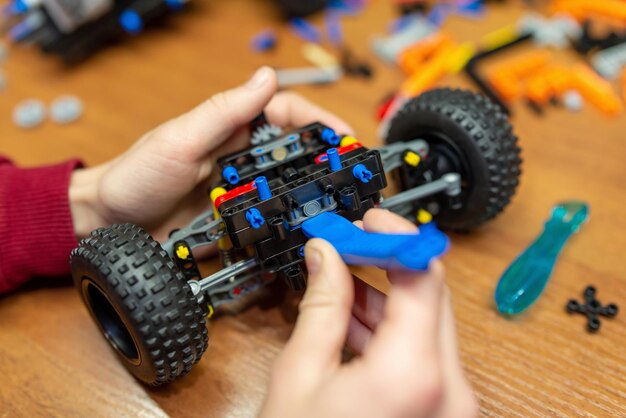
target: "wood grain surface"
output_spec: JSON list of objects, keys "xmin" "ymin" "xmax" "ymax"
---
[{"xmin": 1, "ymin": 1, "xmax": 625, "ymax": 417}]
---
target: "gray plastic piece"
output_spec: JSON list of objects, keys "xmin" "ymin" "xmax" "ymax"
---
[
  {"xmin": 518, "ymin": 13, "xmax": 582, "ymax": 49},
  {"xmin": 50, "ymin": 95, "xmax": 83, "ymax": 124},
  {"xmin": 591, "ymin": 42, "xmax": 626, "ymax": 79},
  {"xmin": 372, "ymin": 17, "xmax": 436, "ymax": 63},
  {"xmin": 379, "ymin": 173, "xmax": 461, "ymax": 211},
  {"xmin": 13, "ymin": 99, "xmax": 46, "ymax": 128},
  {"xmin": 563, "ymin": 90, "xmax": 583, "ymax": 112},
  {"xmin": 162, "ymin": 209, "xmax": 226, "ymax": 255},
  {"xmin": 377, "ymin": 139, "xmax": 429, "ymax": 172}
]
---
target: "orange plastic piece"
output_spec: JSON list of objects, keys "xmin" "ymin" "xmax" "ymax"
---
[
  {"xmin": 525, "ymin": 76, "xmax": 552, "ymax": 105},
  {"xmin": 400, "ymin": 42, "xmax": 457, "ymax": 96},
  {"xmin": 523, "ymin": 66, "xmax": 574, "ymax": 105},
  {"xmin": 488, "ymin": 50, "xmax": 552, "ymax": 101},
  {"xmin": 489, "ymin": 72, "xmax": 520, "ymax": 102},
  {"xmin": 571, "ymin": 64, "xmax": 622, "ymax": 115},
  {"xmin": 397, "ymin": 33, "xmax": 455, "ymax": 75},
  {"xmin": 552, "ymin": 0, "xmax": 626, "ymax": 22}
]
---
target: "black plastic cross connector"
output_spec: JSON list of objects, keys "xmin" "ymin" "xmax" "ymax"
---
[{"xmin": 566, "ymin": 285, "xmax": 619, "ymax": 333}]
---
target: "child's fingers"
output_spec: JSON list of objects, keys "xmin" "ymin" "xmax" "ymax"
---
[
  {"xmin": 276, "ymin": 239, "xmax": 354, "ymax": 382},
  {"xmin": 352, "ymin": 277, "xmax": 386, "ymax": 331},
  {"xmin": 155, "ymin": 66, "xmax": 278, "ymax": 162},
  {"xmin": 265, "ymin": 91, "xmax": 355, "ymax": 135},
  {"xmin": 346, "ymin": 314, "xmax": 373, "ymax": 355},
  {"xmin": 362, "ymin": 208, "xmax": 419, "ymax": 234}
]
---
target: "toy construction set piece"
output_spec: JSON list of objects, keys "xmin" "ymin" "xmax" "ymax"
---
[
  {"xmin": 12, "ymin": 99, "xmax": 46, "ymax": 128},
  {"xmin": 2, "ymin": 0, "xmax": 190, "ymax": 65},
  {"xmin": 70, "ymin": 88, "xmax": 522, "ymax": 386},
  {"xmin": 566, "ymin": 286, "xmax": 619, "ymax": 333},
  {"xmin": 495, "ymin": 201, "xmax": 589, "ymax": 316}
]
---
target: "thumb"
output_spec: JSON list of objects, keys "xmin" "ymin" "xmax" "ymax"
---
[
  {"xmin": 280, "ymin": 239, "xmax": 354, "ymax": 377},
  {"xmin": 159, "ymin": 66, "xmax": 278, "ymax": 160}
]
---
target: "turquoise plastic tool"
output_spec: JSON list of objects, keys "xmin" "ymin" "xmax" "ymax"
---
[{"xmin": 495, "ymin": 201, "xmax": 589, "ymax": 315}]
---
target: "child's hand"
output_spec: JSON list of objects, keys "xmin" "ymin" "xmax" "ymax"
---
[
  {"xmin": 69, "ymin": 67, "xmax": 353, "ymax": 240},
  {"xmin": 260, "ymin": 209, "xmax": 478, "ymax": 418}
]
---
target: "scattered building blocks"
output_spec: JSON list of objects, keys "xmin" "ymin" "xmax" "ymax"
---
[
  {"xmin": 488, "ymin": 50, "xmax": 552, "ymax": 101},
  {"xmin": 571, "ymin": 64, "xmax": 623, "ymax": 115}
]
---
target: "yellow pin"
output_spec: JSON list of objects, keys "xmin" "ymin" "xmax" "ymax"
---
[
  {"xmin": 417, "ymin": 209, "xmax": 433, "ymax": 224},
  {"xmin": 340, "ymin": 136, "xmax": 359, "ymax": 147},
  {"xmin": 210, "ymin": 187, "xmax": 228, "ymax": 219},
  {"xmin": 404, "ymin": 151, "xmax": 421, "ymax": 167},
  {"xmin": 175, "ymin": 244, "xmax": 190, "ymax": 260}
]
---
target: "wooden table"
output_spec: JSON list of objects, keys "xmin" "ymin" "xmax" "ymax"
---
[{"xmin": 1, "ymin": 1, "xmax": 625, "ymax": 417}]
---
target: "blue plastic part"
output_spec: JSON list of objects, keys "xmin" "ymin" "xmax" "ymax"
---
[
  {"xmin": 302, "ymin": 212, "xmax": 449, "ymax": 271},
  {"xmin": 289, "ymin": 17, "xmax": 321, "ymax": 43},
  {"xmin": 222, "ymin": 166, "xmax": 240, "ymax": 185},
  {"xmin": 325, "ymin": 11, "xmax": 343, "ymax": 46},
  {"xmin": 321, "ymin": 128, "xmax": 341, "ymax": 146},
  {"xmin": 13, "ymin": 0, "xmax": 28, "ymax": 14},
  {"xmin": 251, "ymin": 30, "xmax": 277, "ymax": 52},
  {"xmin": 427, "ymin": 4, "xmax": 450, "ymax": 27},
  {"xmin": 254, "ymin": 176, "xmax": 272, "ymax": 201},
  {"xmin": 119, "ymin": 10, "xmax": 143, "ymax": 35},
  {"xmin": 165, "ymin": 0, "xmax": 185, "ymax": 10},
  {"xmin": 245, "ymin": 208, "xmax": 265, "ymax": 229},
  {"xmin": 352, "ymin": 164, "xmax": 372, "ymax": 183},
  {"xmin": 299, "ymin": 246, "xmax": 305, "ymax": 257},
  {"xmin": 327, "ymin": 0, "xmax": 365, "ymax": 15},
  {"xmin": 326, "ymin": 148, "xmax": 342, "ymax": 171},
  {"xmin": 495, "ymin": 201, "xmax": 589, "ymax": 315},
  {"xmin": 456, "ymin": 0, "xmax": 485, "ymax": 17}
]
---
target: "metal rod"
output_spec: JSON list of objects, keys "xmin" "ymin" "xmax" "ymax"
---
[
  {"xmin": 380, "ymin": 173, "xmax": 461, "ymax": 210},
  {"xmin": 188, "ymin": 257, "xmax": 260, "ymax": 296}
]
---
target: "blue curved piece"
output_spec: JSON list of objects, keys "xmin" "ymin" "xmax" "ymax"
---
[{"xmin": 301, "ymin": 212, "xmax": 449, "ymax": 271}]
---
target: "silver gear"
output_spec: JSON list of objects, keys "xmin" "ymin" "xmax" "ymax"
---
[{"xmin": 251, "ymin": 124, "xmax": 283, "ymax": 145}]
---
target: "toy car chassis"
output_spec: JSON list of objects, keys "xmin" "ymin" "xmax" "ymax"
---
[{"xmin": 70, "ymin": 88, "xmax": 522, "ymax": 385}]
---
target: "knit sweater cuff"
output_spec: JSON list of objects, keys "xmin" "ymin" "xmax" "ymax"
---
[{"xmin": 0, "ymin": 159, "xmax": 83, "ymax": 293}]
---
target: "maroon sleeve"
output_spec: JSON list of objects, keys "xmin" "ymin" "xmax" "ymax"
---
[{"xmin": 0, "ymin": 157, "xmax": 83, "ymax": 294}]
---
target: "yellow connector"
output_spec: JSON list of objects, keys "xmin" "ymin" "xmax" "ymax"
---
[
  {"xmin": 340, "ymin": 136, "xmax": 359, "ymax": 147},
  {"xmin": 302, "ymin": 43, "xmax": 339, "ymax": 68},
  {"xmin": 175, "ymin": 244, "xmax": 190, "ymax": 260},
  {"xmin": 480, "ymin": 24, "xmax": 518, "ymax": 51},
  {"xmin": 210, "ymin": 187, "xmax": 227, "ymax": 218},
  {"xmin": 404, "ymin": 151, "xmax": 421, "ymax": 167},
  {"xmin": 417, "ymin": 209, "xmax": 433, "ymax": 224},
  {"xmin": 206, "ymin": 304, "xmax": 215, "ymax": 319},
  {"xmin": 446, "ymin": 42, "xmax": 476, "ymax": 74}
]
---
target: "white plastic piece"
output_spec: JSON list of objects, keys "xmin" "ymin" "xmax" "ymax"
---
[
  {"xmin": 563, "ymin": 90, "xmax": 583, "ymax": 112},
  {"xmin": 372, "ymin": 17, "xmax": 436, "ymax": 63},
  {"xmin": 276, "ymin": 66, "xmax": 343, "ymax": 87},
  {"xmin": 49, "ymin": 95, "xmax": 83, "ymax": 124},
  {"xmin": 518, "ymin": 12, "xmax": 582, "ymax": 49},
  {"xmin": 591, "ymin": 43, "xmax": 626, "ymax": 79},
  {"xmin": 13, "ymin": 99, "xmax": 46, "ymax": 128}
]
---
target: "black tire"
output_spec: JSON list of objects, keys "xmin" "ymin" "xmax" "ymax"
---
[
  {"xmin": 386, "ymin": 88, "xmax": 522, "ymax": 230},
  {"xmin": 70, "ymin": 224, "xmax": 209, "ymax": 386}
]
